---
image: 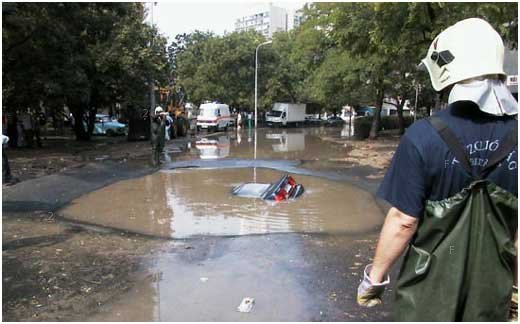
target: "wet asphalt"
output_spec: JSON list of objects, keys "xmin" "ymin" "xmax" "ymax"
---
[{"xmin": 3, "ymin": 127, "xmax": 396, "ymax": 321}]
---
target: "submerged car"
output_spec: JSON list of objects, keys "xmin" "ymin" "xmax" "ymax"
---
[
  {"xmin": 232, "ymin": 174, "xmax": 304, "ymax": 201},
  {"xmin": 93, "ymin": 114, "xmax": 128, "ymax": 136}
]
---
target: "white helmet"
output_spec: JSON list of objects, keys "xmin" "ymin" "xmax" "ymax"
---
[
  {"xmin": 419, "ymin": 18, "xmax": 506, "ymax": 92},
  {"xmin": 154, "ymin": 106, "xmax": 164, "ymax": 114}
]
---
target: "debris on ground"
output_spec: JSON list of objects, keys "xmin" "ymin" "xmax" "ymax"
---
[{"xmin": 237, "ymin": 297, "xmax": 255, "ymax": 313}]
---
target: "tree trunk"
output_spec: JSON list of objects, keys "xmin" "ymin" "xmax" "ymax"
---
[
  {"xmin": 71, "ymin": 102, "xmax": 93, "ymax": 141},
  {"xmin": 433, "ymin": 93, "xmax": 441, "ymax": 115},
  {"xmin": 397, "ymin": 97, "xmax": 405, "ymax": 135},
  {"xmin": 369, "ymin": 86, "xmax": 385, "ymax": 140}
]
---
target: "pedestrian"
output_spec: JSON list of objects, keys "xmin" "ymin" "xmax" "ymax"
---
[
  {"xmin": 32, "ymin": 109, "xmax": 44, "ymax": 148},
  {"xmin": 17, "ymin": 112, "xmax": 26, "ymax": 147},
  {"xmin": 164, "ymin": 111, "xmax": 173, "ymax": 141},
  {"xmin": 151, "ymin": 106, "xmax": 166, "ymax": 167},
  {"xmin": 357, "ymin": 18, "xmax": 518, "ymax": 321},
  {"xmin": 237, "ymin": 111, "xmax": 242, "ymax": 129},
  {"xmin": 21, "ymin": 109, "xmax": 35, "ymax": 148},
  {"xmin": 2, "ymin": 113, "xmax": 7, "ymax": 136},
  {"xmin": 6, "ymin": 111, "xmax": 18, "ymax": 148},
  {"xmin": 2, "ymin": 134, "xmax": 14, "ymax": 184}
]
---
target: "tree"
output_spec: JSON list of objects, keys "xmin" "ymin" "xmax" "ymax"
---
[
  {"xmin": 175, "ymin": 30, "xmax": 265, "ymax": 110},
  {"xmin": 3, "ymin": 3, "xmax": 169, "ymax": 140},
  {"xmin": 307, "ymin": 2, "xmax": 518, "ymax": 139}
]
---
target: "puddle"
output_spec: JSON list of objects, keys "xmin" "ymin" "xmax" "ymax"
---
[
  {"xmin": 88, "ymin": 236, "xmax": 314, "ymax": 321},
  {"xmin": 176, "ymin": 127, "xmax": 356, "ymax": 161},
  {"xmin": 59, "ymin": 168, "xmax": 383, "ymax": 238}
]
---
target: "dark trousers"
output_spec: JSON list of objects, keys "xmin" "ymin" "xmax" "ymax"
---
[
  {"xmin": 3, "ymin": 150, "xmax": 12, "ymax": 182},
  {"xmin": 152, "ymin": 145, "xmax": 164, "ymax": 167},
  {"xmin": 25, "ymin": 129, "xmax": 34, "ymax": 148},
  {"xmin": 34, "ymin": 129, "xmax": 42, "ymax": 147}
]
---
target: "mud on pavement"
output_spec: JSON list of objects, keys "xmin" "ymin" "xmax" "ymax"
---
[
  {"xmin": 2, "ymin": 211, "xmax": 162, "ymax": 321},
  {"xmin": 3, "ymin": 212, "xmax": 396, "ymax": 322}
]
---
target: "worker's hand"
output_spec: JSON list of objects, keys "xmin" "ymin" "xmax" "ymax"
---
[
  {"xmin": 357, "ymin": 264, "xmax": 390, "ymax": 307},
  {"xmin": 510, "ymin": 285, "xmax": 518, "ymax": 321}
]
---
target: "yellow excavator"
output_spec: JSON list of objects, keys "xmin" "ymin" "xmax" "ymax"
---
[{"xmin": 160, "ymin": 87, "xmax": 190, "ymax": 138}]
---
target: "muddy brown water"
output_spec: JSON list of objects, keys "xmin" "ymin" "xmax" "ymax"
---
[
  {"xmin": 182, "ymin": 126, "xmax": 355, "ymax": 161},
  {"xmin": 59, "ymin": 168, "xmax": 382, "ymax": 238}
]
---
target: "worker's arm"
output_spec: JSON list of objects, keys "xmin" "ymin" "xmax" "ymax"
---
[
  {"xmin": 514, "ymin": 232, "xmax": 517, "ymax": 287},
  {"xmin": 369, "ymin": 207, "xmax": 419, "ymax": 283},
  {"xmin": 357, "ymin": 207, "xmax": 418, "ymax": 307}
]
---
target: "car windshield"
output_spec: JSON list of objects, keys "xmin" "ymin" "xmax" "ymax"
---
[
  {"xmin": 200, "ymin": 109, "xmax": 217, "ymax": 117},
  {"xmin": 267, "ymin": 111, "xmax": 282, "ymax": 117}
]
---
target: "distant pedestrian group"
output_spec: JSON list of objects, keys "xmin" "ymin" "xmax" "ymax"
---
[{"xmin": 5, "ymin": 108, "xmax": 45, "ymax": 149}]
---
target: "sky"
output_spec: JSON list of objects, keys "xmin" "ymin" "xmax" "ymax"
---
[{"xmin": 150, "ymin": 1, "xmax": 307, "ymax": 42}]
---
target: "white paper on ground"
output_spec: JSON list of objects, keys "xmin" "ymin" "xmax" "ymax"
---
[{"xmin": 236, "ymin": 297, "xmax": 255, "ymax": 313}]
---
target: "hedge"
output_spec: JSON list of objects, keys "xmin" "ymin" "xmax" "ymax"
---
[{"xmin": 354, "ymin": 115, "xmax": 415, "ymax": 139}]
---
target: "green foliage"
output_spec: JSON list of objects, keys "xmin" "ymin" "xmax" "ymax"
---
[
  {"xmin": 3, "ymin": 3, "xmax": 169, "ymax": 140},
  {"xmin": 4, "ymin": 2, "xmax": 516, "ymax": 141},
  {"xmin": 354, "ymin": 115, "xmax": 415, "ymax": 139},
  {"xmin": 308, "ymin": 2, "xmax": 517, "ymax": 138},
  {"xmin": 174, "ymin": 30, "xmax": 263, "ymax": 110}
]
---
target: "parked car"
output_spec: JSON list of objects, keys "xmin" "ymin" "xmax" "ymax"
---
[
  {"xmin": 93, "ymin": 114, "xmax": 128, "ymax": 136},
  {"xmin": 304, "ymin": 115, "xmax": 322, "ymax": 126},
  {"xmin": 325, "ymin": 116, "xmax": 345, "ymax": 127}
]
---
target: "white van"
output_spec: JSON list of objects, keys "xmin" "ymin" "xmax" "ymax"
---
[
  {"xmin": 195, "ymin": 136, "xmax": 230, "ymax": 159},
  {"xmin": 196, "ymin": 103, "xmax": 231, "ymax": 132}
]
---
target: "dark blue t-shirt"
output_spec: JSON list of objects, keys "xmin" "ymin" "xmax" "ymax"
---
[{"xmin": 377, "ymin": 102, "xmax": 518, "ymax": 218}]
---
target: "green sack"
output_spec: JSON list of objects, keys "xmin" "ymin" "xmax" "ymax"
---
[{"xmin": 395, "ymin": 116, "xmax": 517, "ymax": 321}]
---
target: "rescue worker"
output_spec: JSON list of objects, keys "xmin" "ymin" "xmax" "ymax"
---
[
  {"xmin": 151, "ymin": 106, "xmax": 166, "ymax": 167},
  {"xmin": 164, "ymin": 111, "xmax": 173, "ymax": 141},
  {"xmin": 357, "ymin": 18, "xmax": 517, "ymax": 321}
]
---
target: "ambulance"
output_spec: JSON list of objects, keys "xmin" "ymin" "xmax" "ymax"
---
[{"xmin": 196, "ymin": 102, "xmax": 232, "ymax": 132}]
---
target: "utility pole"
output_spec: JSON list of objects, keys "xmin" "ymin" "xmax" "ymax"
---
[
  {"xmin": 414, "ymin": 83, "xmax": 421, "ymax": 122},
  {"xmin": 149, "ymin": 2, "xmax": 156, "ymax": 137},
  {"xmin": 254, "ymin": 40, "xmax": 272, "ymax": 129}
]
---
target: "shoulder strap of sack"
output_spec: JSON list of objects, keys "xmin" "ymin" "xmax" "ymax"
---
[
  {"xmin": 428, "ymin": 115, "xmax": 475, "ymax": 179},
  {"xmin": 481, "ymin": 121, "xmax": 518, "ymax": 178}
]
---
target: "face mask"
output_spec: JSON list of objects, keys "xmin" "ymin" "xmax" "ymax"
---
[{"xmin": 448, "ymin": 78, "xmax": 518, "ymax": 116}]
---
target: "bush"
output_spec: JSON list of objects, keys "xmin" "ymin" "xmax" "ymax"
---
[
  {"xmin": 354, "ymin": 116, "xmax": 373, "ymax": 139},
  {"xmin": 354, "ymin": 115, "xmax": 416, "ymax": 139},
  {"xmin": 380, "ymin": 115, "xmax": 414, "ymax": 130}
]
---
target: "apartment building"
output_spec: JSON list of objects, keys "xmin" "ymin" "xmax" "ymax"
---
[
  {"xmin": 292, "ymin": 8, "xmax": 305, "ymax": 29},
  {"xmin": 234, "ymin": 4, "xmax": 288, "ymax": 38}
]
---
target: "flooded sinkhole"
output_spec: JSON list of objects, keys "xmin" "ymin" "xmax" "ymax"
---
[{"xmin": 59, "ymin": 168, "xmax": 383, "ymax": 238}]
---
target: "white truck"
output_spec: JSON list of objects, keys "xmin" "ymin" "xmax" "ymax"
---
[
  {"xmin": 266, "ymin": 103, "xmax": 306, "ymax": 127},
  {"xmin": 265, "ymin": 131, "xmax": 305, "ymax": 152}
]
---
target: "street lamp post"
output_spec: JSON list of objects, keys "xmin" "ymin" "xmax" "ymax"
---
[
  {"xmin": 149, "ymin": 2, "xmax": 157, "ymax": 137},
  {"xmin": 414, "ymin": 83, "xmax": 421, "ymax": 122},
  {"xmin": 254, "ymin": 40, "xmax": 272, "ymax": 129}
]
